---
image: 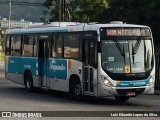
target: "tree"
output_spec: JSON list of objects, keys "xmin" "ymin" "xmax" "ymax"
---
[
  {"xmin": 73, "ymin": 0, "xmax": 108, "ymax": 22},
  {"xmin": 43, "ymin": 0, "xmax": 60, "ymax": 21},
  {"xmin": 43, "ymin": 0, "xmax": 109, "ymax": 22},
  {"xmin": 43, "ymin": 0, "xmax": 76, "ymax": 22}
]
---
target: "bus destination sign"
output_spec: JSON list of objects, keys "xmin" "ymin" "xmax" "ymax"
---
[
  {"xmin": 107, "ymin": 29, "xmax": 141, "ymax": 36},
  {"xmin": 100, "ymin": 28, "xmax": 151, "ymax": 37}
]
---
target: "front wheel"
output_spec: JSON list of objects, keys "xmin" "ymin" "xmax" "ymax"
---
[
  {"xmin": 115, "ymin": 96, "xmax": 130, "ymax": 102},
  {"xmin": 70, "ymin": 80, "xmax": 82, "ymax": 100}
]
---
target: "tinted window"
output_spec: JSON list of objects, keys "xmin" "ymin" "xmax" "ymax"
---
[
  {"xmin": 11, "ymin": 36, "xmax": 21, "ymax": 56},
  {"xmin": 33, "ymin": 36, "xmax": 38, "ymax": 57},
  {"xmin": 56, "ymin": 35, "xmax": 63, "ymax": 58},
  {"xmin": 5, "ymin": 36, "xmax": 10, "ymax": 55},
  {"xmin": 51, "ymin": 35, "xmax": 56, "ymax": 57},
  {"xmin": 22, "ymin": 36, "xmax": 34, "ymax": 56},
  {"xmin": 64, "ymin": 34, "xmax": 79, "ymax": 59}
]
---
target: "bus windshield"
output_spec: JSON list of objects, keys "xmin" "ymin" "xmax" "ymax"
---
[{"xmin": 101, "ymin": 39, "xmax": 153, "ymax": 74}]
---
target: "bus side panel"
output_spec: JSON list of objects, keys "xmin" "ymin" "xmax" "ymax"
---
[
  {"xmin": 5, "ymin": 56, "xmax": 23, "ymax": 84},
  {"xmin": 20, "ymin": 57, "xmax": 38, "ymax": 86},
  {"xmin": 67, "ymin": 59, "xmax": 83, "ymax": 92},
  {"xmin": 48, "ymin": 58, "xmax": 69, "ymax": 91}
]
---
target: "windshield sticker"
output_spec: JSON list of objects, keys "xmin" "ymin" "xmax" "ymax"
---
[
  {"xmin": 124, "ymin": 65, "xmax": 130, "ymax": 73},
  {"xmin": 108, "ymin": 57, "xmax": 114, "ymax": 62},
  {"xmin": 131, "ymin": 62, "xmax": 142, "ymax": 71},
  {"xmin": 107, "ymin": 67, "xmax": 123, "ymax": 71},
  {"xmin": 131, "ymin": 62, "xmax": 142, "ymax": 67}
]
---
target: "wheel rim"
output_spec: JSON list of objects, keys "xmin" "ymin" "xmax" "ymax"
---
[{"xmin": 74, "ymin": 84, "xmax": 81, "ymax": 96}]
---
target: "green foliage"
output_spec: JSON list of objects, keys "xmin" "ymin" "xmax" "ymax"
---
[
  {"xmin": 73, "ymin": 0, "xmax": 108, "ymax": 22},
  {"xmin": 43, "ymin": 0, "xmax": 108, "ymax": 22},
  {"xmin": 0, "ymin": 52, "xmax": 4, "ymax": 62},
  {"xmin": 43, "ymin": 0, "xmax": 60, "ymax": 21}
]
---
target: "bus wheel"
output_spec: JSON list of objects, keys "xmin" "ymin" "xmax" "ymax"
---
[
  {"xmin": 115, "ymin": 96, "xmax": 130, "ymax": 102},
  {"xmin": 70, "ymin": 80, "xmax": 82, "ymax": 100},
  {"xmin": 24, "ymin": 72, "xmax": 33, "ymax": 91}
]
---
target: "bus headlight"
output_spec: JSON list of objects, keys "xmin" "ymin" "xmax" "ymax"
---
[
  {"xmin": 147, "ymin": 74, "xmax": 155, "ymax": 86},
  {"xmin": 101, "ymin": 75, "xmax": 114, "ymax": 87}
]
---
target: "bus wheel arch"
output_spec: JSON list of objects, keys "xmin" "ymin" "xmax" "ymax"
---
[
  {"xmin": 24, "ymin": 70, "xmax": 34, "ymax": 91},
  {"xmin": 69, "ymin": 75, "xmax": 82, "ymax": 100}
]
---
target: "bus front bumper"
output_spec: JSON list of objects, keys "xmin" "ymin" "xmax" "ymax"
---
[{"xmin": 97, "ymin": 84, "xmax": 154, "ymax": 97}]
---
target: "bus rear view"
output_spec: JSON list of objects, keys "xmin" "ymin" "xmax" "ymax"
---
[{"xmin": 98, "ymin": 26, "xmax": 155, "ymax": 102}]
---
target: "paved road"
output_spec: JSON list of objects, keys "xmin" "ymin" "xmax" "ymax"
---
[{"xmin": 0, "ymin": 78, "xmax": 160, "ymax": 119}]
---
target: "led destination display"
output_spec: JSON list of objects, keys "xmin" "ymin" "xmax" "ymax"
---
[{"xmin": 100, "ymin": 28, "xmax": 151, "ymax": 37}]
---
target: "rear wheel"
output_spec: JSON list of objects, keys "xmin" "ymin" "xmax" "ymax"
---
[
  {"xmin": 70, "ymin": 79, "xmax": 82, "ymax": 100},
  {"xmin": 24, "ymin": 72, "xmax": 34, "ymax": 91},
  {"xmin": 115, "ymin": 96, "xmax": 130, "ymax": 102}
]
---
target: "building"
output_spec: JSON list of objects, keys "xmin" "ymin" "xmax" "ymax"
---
[{"xmin": 0, "ymin": 18, "xmax": 32, "ymax": 28}]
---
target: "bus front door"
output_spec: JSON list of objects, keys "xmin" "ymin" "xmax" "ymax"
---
[
  {"xmin": 84, "ymin": 40, "xmax": 96, "ymax": 94},
  {"xmin": 38, "ymin": 40, "xmax": 49, "ymax": 88}
]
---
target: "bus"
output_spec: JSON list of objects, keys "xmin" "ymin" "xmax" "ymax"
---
[{"xmin": 5, "ymin": 21, "xmax": 155, "ymax": 102}]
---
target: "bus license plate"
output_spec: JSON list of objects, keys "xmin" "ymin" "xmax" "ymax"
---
[{"xmin": 126, "ymin": 92, "xmax": 136, "ymax": 96}]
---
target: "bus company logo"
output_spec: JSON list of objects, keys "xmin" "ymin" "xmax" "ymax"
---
[{"xmin": 49, "ymin": 60, "xmax": 66, "ymax": 72}]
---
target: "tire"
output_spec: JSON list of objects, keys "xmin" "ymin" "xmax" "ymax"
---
[
  {"xmin": 115, "ymin": 96, "xmax": 130, "ymax": 102},
  {"xmin": 24, "ymin": 72, "xmax": 34, "ymax": 91},
  {"xmin": 70, "ymin": 80, "xmax": 82, "ymax": 100}
]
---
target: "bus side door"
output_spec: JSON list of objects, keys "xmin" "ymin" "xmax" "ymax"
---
[
  {"xmin": 82, "ymin": 31, "xmax": 97, "ymax": 95},
  {"xmin": 38, "ymin": 37, "xmax": 50, "ymax": 87}
]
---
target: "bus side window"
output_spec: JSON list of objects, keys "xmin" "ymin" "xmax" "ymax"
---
[
  {"xmin": 5, "ymin": 36, "xmax": 10, "ymax": 55},
  {"xmin": 89, "ymin": 41, "xmax": 97, "ymax": 67},
  {"xmin": 10, "ymin": 36, "xmax": 21, "ymax": 56},
  {"xmin": 33, "ymin": 36, "xmax": 38, "ymax": 57},
  {"xmin": 56, "ymin": 35, "xmax": 63, "ymax": 58},
  {"xmin": 52, "ymin": 35, "xmax": 56, "ymax": 57},
  {"xmin": 64, "ymin": 34, "xmax": 80, "ymax": 59},
  {"xmin": 22, "ymin": 35, "xmax": 34, "ymax": 57}
]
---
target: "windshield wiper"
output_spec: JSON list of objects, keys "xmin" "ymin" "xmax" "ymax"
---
[
  {"xmin": 114, "ymin": 38, "xmax": 126, "ymax": 64},
  {"xmin": 114, "ymin": 38, "xmax": 125, "ymax": 56},
  {"xmin": 132, "ymin": 38, "xmax": 141, "ymax": 63}
]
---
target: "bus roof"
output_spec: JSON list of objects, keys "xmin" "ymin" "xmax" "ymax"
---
[{"xmin": 6, "ymin": 22, "xmax": 149, "ymax": 35}]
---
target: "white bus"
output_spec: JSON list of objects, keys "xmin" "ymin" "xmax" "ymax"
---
[{"xmin": 5, "ymin": 21, "xmax": 155, "ymax": 102}]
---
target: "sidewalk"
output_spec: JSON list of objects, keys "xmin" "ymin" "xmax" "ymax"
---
[
  {"xmin": 0, "ymin": 62, "xmax": 4, "ymax": 70},
  {"xmin": 0, "ymin": 62, "xmax": 4, "ymax": 78}
]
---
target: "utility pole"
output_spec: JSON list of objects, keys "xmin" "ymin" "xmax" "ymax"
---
[
  {"xmin": 59, "ymin": 0, "xmax": 62, "ymax": 22},
  {"xmin": 9, "ymin": 0, "xmax": 12, "ymax": 29},
  {"xmin": 63, "ymin": 0, "xmax": 66, "ymax": 22},
  {"xmin": 59, "ymin": 0, "xmax": 66, "ymax": 22}
]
